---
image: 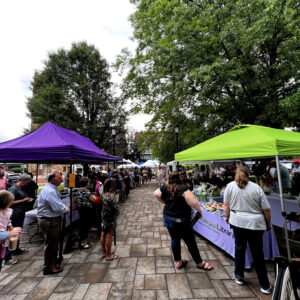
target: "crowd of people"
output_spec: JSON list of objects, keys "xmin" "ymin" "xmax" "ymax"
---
[
  {"xmin": 177, "ymin": 160, "xmax": 300, "ymax": 197},
  {"xmin": 0, "ymin": 159, "xmax": 298, "ymax": 295},
  {"xmin": 0, "ymin": 164, "xmax": 160, "ymax": 275}
]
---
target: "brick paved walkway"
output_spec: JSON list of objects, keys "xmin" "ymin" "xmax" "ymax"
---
[{"xmin": 0, "ymin": 183, "xmax": 274, "ymax": 299}]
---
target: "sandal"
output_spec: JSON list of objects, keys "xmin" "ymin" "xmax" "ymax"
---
[
  {"xmin": 176, "ymin": 259, "xmax": 188, "ymax": 269},
  {"xmin": 102, "ymin": 250, "xmax": 114, "ymax": 258},
  {"xmin": 106, "ymin": 254, "xmax": 119, "ymax": 261},
  {"xmin": 196, "ymin": 261, "xmax": 214, "ymax": 271},
  {"xmin": 79, "ymin": 242, "xmax": 93, "ymax": 249}
]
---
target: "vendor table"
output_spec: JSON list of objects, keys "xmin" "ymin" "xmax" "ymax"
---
[
  {"xmin": 24, "ymin": 197, "xmax": 80, "ymax": 227},
  {"xmin": 207, "ymin": 196, "xmax": 223, "ymax": 202},
  {"xmin": 266, "ymin": 193, "xmax": 300, "ymax": 231},
  {"xmin": 192, "ymin": 207, "xmax": 279, "ymax": 268},
  {"xmin": 202, "ymin": 193, "xmax": 299, "ymax": 230}
]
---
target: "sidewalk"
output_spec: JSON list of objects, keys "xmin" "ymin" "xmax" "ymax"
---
[{"xmin": 0, "ymin": 183, "xmax": 274, "ymax": 299}]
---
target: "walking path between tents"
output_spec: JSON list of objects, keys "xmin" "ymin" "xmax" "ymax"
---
[{"xmin": 0, "ymin": 183, "xmax": 274, "ymax": 299}]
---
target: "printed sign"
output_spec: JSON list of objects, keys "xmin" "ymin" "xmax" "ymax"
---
[{"xmin": 69, "ymin": 173, "xmax": 75, "ymax": 187}]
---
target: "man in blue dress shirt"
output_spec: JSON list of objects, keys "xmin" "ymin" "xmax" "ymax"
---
[{"xmin": 37, "ymin": 172, "xmax": 70, "ymax": 275}]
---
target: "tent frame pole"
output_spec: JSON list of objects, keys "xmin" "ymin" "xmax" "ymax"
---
[
  {"xmin": 62, "ymin": 162, "xmax": 76, "ymax": 256},
  {"xmin": 35, "ymin": 164, "xmax": 38, "ymax": 184},
  {"xmin": 275, "ymin": 155, "xmax": 291, "ymax": 261},
  {"xmin": 69, "ymin": 163, "xmax": 73, "ymax": 225}
]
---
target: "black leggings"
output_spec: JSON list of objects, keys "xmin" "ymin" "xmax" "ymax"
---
[
  {"xmin": 78, "ymin": 207, "xmax": 93, "ymax": 241},
  {"xmin": 163, "ymin": 214, "xmax": 202, "ymax": 264}
]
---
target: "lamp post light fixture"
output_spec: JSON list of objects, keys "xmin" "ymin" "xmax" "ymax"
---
[
  {"xmin": 112, "ymin": 128, "xmax": 116, "ymax": 169},
  {"xmin": 175, "ymin": 126, "xmax": 179, "ymax": 171}
]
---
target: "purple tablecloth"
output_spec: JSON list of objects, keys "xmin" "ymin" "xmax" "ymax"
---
[
  {"xmin": 192, "ymin": 208, "xmax": 279, "ymax": 268},
  {"xmin": 266, "ymin": 194, "xmax": 300, "ymax": 231},
  {"xmin": 24, "ymin": 197, "xmax": 79, "ymax": 227}
]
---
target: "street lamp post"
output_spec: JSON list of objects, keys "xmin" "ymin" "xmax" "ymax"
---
[
  {"xmin": 112, "ymin": 128, "xmax": 116, "ymax": 169},
  {"xmin": 175, "ymin": 126, "xmax": 179, "ymax": 172}
]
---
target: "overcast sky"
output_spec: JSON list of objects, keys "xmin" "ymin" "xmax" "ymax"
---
[{"xmin": 0, "ymin": 0, "xmax": 151, "ymax": 143}]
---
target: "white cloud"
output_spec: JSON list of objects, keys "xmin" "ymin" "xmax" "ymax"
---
[
  {"xmin": 0, "ymin": 0, "xmax": 146, "ymax": 142},
  {"xmin": 127, "ymin": 113, "xmax": 153, "ymax": 132}
]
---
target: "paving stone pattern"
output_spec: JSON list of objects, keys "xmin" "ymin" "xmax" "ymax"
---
[{"xmin": 0, "ymin": 183, "xmax": 274, "ymax": 299}]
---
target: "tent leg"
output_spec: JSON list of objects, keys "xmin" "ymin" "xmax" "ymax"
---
[
  {"xmin": 275, "ymin": 155, "xmax": 291, "ymax": 261},
  {"xmin": 69, "ymin": 163, "xmax": 73, "ymax": 225},
  {"xmin": 63, "ymin": 163, "xmax": 77, "ymax": 255},
  {"xmin": 58, "ymin": 214, "xmax": 66, "ymax": 263},
  {"xmin": 36, "ymin": 164, "xmax": 38, "ymax": 184}
]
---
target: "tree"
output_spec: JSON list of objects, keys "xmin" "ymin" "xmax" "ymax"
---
[
  {"xmin": 27, "ymin": 41, "xmax": 128, "ymax": 157},
  {"xmin": 124, "ymin": 128, "xmax": 142, "ymax": 162},
  {"xmin": 280, "ymin": 88, "xmax": 300, "ymax": 130},
  {"xmin": 116, "ymin": 0, "xmax": 300, "ymax": 162}
]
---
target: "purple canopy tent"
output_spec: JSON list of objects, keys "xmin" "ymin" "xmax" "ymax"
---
[{"xmin": 0, "ymin": 121, "xmax": 120, "ymax": 163}]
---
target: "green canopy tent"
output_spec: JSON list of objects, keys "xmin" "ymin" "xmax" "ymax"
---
[
  {"xmin": 175, "ymin": 124, "xmax": 300, "ymax": 261},
  {"xmin": 175, "ymin": 124, "xmax": 300, "ymax": 162}
]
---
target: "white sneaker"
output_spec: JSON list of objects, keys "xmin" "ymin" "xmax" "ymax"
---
[
  {"xmin": 260, "ymin": 284, "xmax": 272, "ymax": 295},
  {"xmin": 5, "ymin": 259, "xmax": 18, "ymax": 265},
  {"xmin": 234, "ymin": 273, "xmax": 245, "ymax": 285},
  {"xmin": 235, "ymin": 277, "xmax": 244, "ymax": 285}
]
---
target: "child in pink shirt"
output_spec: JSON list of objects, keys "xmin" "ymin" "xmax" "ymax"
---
[
  {"xmin": 0, "ymin": 170, "xmax": 7, "ymax": 191},
  {"xmin": 0, "ymin": 191, "xmax": 14, "ymax": 259}
]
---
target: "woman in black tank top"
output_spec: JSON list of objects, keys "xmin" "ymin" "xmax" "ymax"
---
[{"xmin": 154, "ymin": 172, "xmax": 213, "ymax": 271}]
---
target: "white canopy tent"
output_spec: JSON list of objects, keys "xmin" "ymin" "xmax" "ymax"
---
[
  {"xmin": 167, "ymin": 160, "xmax": 186, "ymax": 172},
  {"xmin": 122, "ymin": 158, "xmax": 131, "ymax": 164},
  {"xmin": 140, "ymin": 159, "xmax": 159, "ymax": 168},
  {"xmin": 117, "ymin": 159, "xmax": 139, "ymax": 169}
]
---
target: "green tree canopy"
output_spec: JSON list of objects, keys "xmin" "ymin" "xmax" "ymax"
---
[
  {"xmin": 27, "ymin": 42, "xmax": 128, "ymax": 157},
  {"xmin": 116, "ymin": 0, "xmax": 300, "ymax": 162}
]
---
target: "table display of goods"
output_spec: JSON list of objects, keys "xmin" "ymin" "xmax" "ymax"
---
[
  {"xmin": 194, "ymin": 184, "xmax": 221, "ymax": 201},
  {"xmin": 206, "ymin": 185, "xmax": 220, "ymax": 197},
  {"xmin": 193, "ymin": 184, "xmax": 208, "ymax": 202},
  {"xmin": 202, "ymin": 201, "xmax": 225, "ymax": 217}
]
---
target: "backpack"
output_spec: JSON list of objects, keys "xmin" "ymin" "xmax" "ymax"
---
[{"xmin": 103, "ymin": 202, "xmax": 119, "ymax": 222}]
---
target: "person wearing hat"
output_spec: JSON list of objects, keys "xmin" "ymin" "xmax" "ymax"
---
[{"xmin": 5, "ymin": 174, "xmax": 32, "ymax": 263}]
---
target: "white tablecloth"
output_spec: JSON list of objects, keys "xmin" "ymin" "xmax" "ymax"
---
[{"xmin": 24, "ymin": 197, "xmax": 79, "ymax": 227}]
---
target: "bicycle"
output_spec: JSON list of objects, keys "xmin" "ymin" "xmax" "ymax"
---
[{"xmin": 272, "ymin": 212, "xmax": 300, "ymax": 300}]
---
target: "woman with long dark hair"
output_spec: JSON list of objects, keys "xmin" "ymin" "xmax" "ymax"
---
[
  {"xmin": 100, "ymin": 178, "xmax": 119, "ymax": 261},
  {"xmin": 223, "ymin": 165, "xmax": 272, "ymax": 295},
  {"xmin": 154, "ymin": 172, "xmax": 213, "ymax": 270}
]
